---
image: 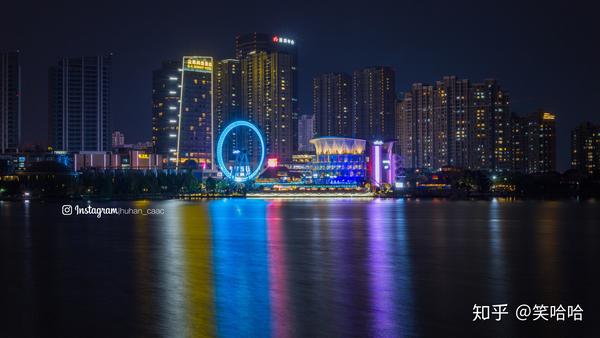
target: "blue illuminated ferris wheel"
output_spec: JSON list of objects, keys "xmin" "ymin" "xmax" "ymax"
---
[{"xmin": 216, "ymin": 121, "xmax": 266, "ymax": 182}]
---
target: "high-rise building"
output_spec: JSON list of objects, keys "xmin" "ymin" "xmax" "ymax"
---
[
  {"xmin": 510, "ymin": 113, "xmax": 529, "ymax": 173},
  {"xmin": 398, "ymin": 77, "xmax": 513, "ymax": 171},
  {"xmin": 215, "ymin": 59, "xmax": 241, "ymax": 163},
  {"xmin": 215, "ymin": 59, "xmax": 241, "ymax": 135},
  {"xmin": 176, "ymin": 56, "xmax": 214, "ymax": 170},
  {"xmin": 152, "ymin": 57, "xmax": 216, "ymax": 170},
  {"xmin": 48, "ymin": 55, "xmax": 111, "ymax": 152},
  {"xmin": 433, "ymin": 76, "xmax": 470, "ymax": 169},
  {"xmin": 298, "ymin": 114, "xmax": 314, "ymax": 152},
  {"xmin": 526, "ymin": 110, "xmax": 556, "ymax": 173},
  {"xmin": 236, "ymin": 32, "xmax": 298, "ymax": 163},
  {"xmin": 398, "ymin": 83, "xmax": 434, "ymax": 169},
  {"xmin": 351, "ymin": 67, "xmax": 395, "ymax": 141},
  {"xmin": 0, "ymin": 51, "xmax": 21, "ymax": 153},
  {"xmin": 395, "ymin": 96, "xmax": 416, "ymax": 168},
  {"xmin": 313, "ymin": 73, "xmax": 352, "ymax": 137},
  {"xmin": 469, "ymin": 79, "xmax": 511, "ymax": 171},
  {"xmin": 152, "ymin": 60, "xmax": 181, "ymax": 165},
  {"xmin": 571, "ymin": 122, "xmax": 600, "ymax": 174}
]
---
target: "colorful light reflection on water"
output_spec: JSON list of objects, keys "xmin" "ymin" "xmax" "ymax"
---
[{"xmin": 1, "ymin": 199, "xmax": 599, "ymax": 337}]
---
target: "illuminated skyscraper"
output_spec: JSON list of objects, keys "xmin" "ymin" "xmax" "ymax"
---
[
  {"xmin": 352, "ymin": 67, "xmax": 395, "ymax": 141},
  {"xmin": 526, "ymin": 110, "xmax": 556, "ymax": 173},
  {"xmin": 176, "ymin": 56, "xmax": 214, "ymax": 170},
  {"xmin": 395, "ymin": 96, "xmax": 415, "ymax": 168},
  {"xmin": 433, "ymin": 76, "xmax": 470, "ymax": 169},
  {"xmin": 313, "ymin": 73, "xmax": 351, "ymax": 137},
  {"xmin": 236, "ymin": 32, "xmax": 298, "ymax": 163},
  {"xmin": 152, "ymin": 60, "xmax": 181, "ymax": 164},
  {"xmin": 151, "ymin": 57, "xmax": 215, "ymax": 169},
  {"xmin": 571, "ymin": 122, "xmax": 600, "ymax": 174},
  {"xmin": 49, "ymin": 55, "xmax": 111, "ymax": 152},
  {"xmin": 510, "ymin": 113, "xmax": 529, "ymax": 173},
  {"xmin": 215, "ymin": 59, "xmax": 241, "ymax": 163},
  {"xmin": 469, "ymin": 79, "xmax": 511, "ymax": 171},
  {"xmin": 0, "ymin": 51, "xmax": 20, "ymax": 153},
  {"xmin": 398, "ymin": 83, "xmax": 434, "ymax": 169},
  {"xmin": 215, "ymin": 59, "xmax": 241, "ymax": 136},
  {"xmin": 398, "ymin": 77, "xmax": 512, "ymax": 171}
]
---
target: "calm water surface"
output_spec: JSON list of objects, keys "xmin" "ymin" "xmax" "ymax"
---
[{"xmin": 1, "ymin": 199, "xmax": 599, "ymax": 337}]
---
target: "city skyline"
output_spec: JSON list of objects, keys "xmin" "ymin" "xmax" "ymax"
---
[
  {"xmin": 0, "ymin": 45, "xmax": 583, "ymax": 173},
  {"xmin": 2, "ymin": 4, "xmax": 600, "ymax": 337},
  {"xmin": 2, "ymin": 0, "xmax": 599, "ymax": 170}
]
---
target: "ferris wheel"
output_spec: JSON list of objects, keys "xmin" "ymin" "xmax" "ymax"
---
[{"xmin": 216, "ymin": 120, "xmax": 266, "ymax": 182}]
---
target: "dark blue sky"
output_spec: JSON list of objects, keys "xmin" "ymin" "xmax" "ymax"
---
[{"xmin": 2, "ymin": 0, "xmax": 598, "ymax": 170}]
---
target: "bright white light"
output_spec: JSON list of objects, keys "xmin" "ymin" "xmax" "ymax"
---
[
  {"xmin": 169, "ymin": 77, "xmax": 178, "ymax": 81},
  {"xmin": 169, "ymin": 119, "xmax": 177, "ymax": 123},
  {"xmin": 169, "ymin": 106, "xmax": 177, "ymax": 110},
  {"xmin": 169, "ymin": 134, "xmax": 176, "ymax": 138}
]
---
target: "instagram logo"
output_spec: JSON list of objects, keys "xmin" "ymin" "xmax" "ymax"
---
[{"xmin": 61, "ymin": 205, "xmax": 73, "ymax": 216}]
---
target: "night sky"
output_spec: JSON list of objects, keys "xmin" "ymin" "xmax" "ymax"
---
[{"xmin": 2, "ymin": 0, "xmax": 598, "ymax": 170}]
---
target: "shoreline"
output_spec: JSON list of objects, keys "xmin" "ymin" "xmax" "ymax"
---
[{"xmin": 1, "ymin": 194, "xmax": 595, "ymax": 202}]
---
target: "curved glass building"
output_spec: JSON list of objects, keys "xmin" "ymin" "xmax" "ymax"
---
[{"xmin": 309, "ymin": 137, "xmax": 366, "ymax": 185}]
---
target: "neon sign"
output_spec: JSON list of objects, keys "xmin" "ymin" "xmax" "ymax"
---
[
  {"xmin": 272, "ymin": 36, "xmax": 295, "ymax": 45},
  {"xmin": 183, "ymin": 56, "xmax": 213, "ymax": 72}
]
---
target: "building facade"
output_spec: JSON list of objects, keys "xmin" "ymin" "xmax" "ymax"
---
[
  {"xmin": 298, "ymin": 114, "xmax": 314, "ymax": 152},
  {"xmin": 526, "ymin": 111, "xmax": 556, "ymax": 173},
  {"xmin": 571, "ymin": 122, "xmax": 600, "ymax": 174},
  {"xmin": 215, "ymin": 59, "xmax": 241, "ymax": 136},
  {"xmin": 510, "ymin": 113, "xmax": 529, "ymax": 173},
  {"xmin": 396, "ymin": 83, "xmax": 434, "ymax": 169},
  {"xmin": 397, "ymin": 77, "xmax": 514, "ymax": 172},
  {"xmin": 236, "ymin": 33, "xmax": 298, "ymax": 163},
  {"xmin": 151, "ymin": 60, "xmax": 181, "ymax": 165},
  {"xmin": 214, "ymin": 59, "xmax": 241, "ymax": 164},
  {"xmin": 48, "ymin": 55, "xmax": 111, "ymax": 152},
  {"xmin": 395, "ymin": 97, "xmax": 415, "ymax": 168},
  {"xmin": 433, "ymin": 76, "xmax": 470, "ymax": 169},
  {"xmin": 352, "ymin": 67, "xmax": 395, "ymax": 141},
  {"xmin": 313, "ymin": 72, "xmax": 352, "ymax": 137},
  {"xmin": 309, "ymin": 137, "xmax": 366, "ymax": 185},
  {"xmin": 176, "ymin": 56, "xmax": 214, "ymax": 170},
  {"xmin": 1, "ymin": 52, "xmax": 21, "ymax": 154},
  {"xmin": 469, "ymin": 79, "xmax": 511, "ymax": 171},
  {"xmin": 152, "ymin": 57, "xmax": 214, "ymax": 170}
]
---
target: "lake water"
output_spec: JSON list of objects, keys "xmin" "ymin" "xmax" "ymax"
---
[{"xmin": 1, "ymin": 199, "xmax": 599, "ymax": 337}]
